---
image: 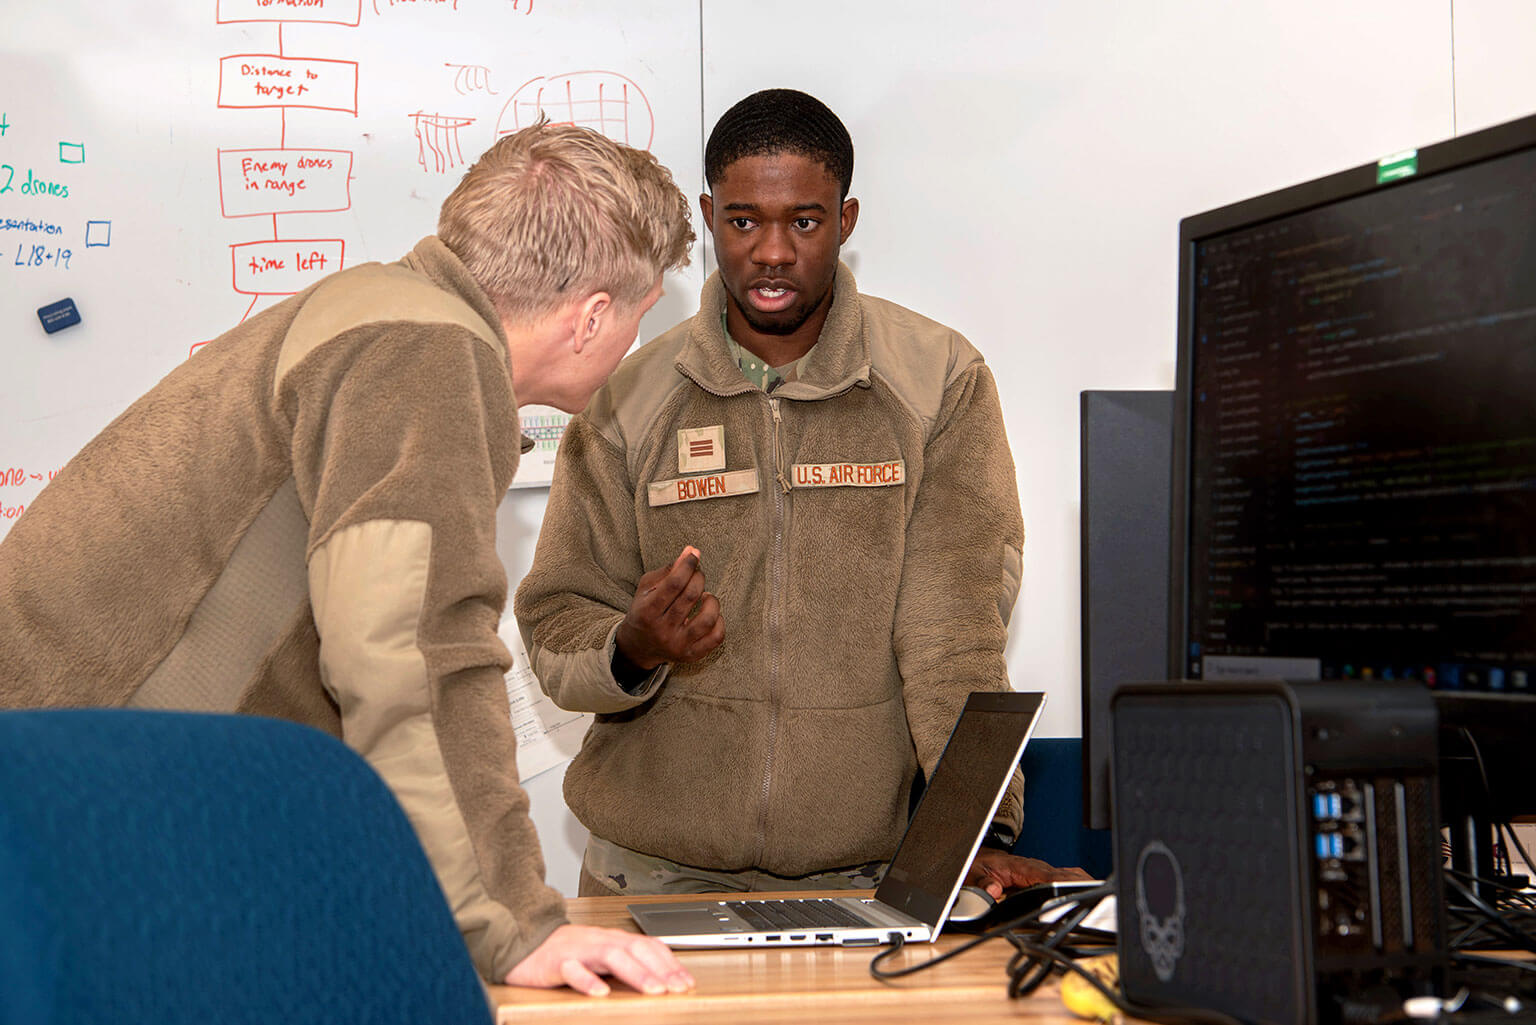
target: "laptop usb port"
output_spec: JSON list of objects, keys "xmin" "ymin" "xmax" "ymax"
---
[
  {"xmin": 815, "ymin": 933, "xmax": 833, "ymax": 942},
  {"xmin": 765, "ymin": 934, "xmax": 781, "ymax": 941}
]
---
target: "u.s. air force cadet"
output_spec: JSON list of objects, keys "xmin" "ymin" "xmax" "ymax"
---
[{"xmin": 516, "ymin": 89, "xmax": 1090, "ymax": 898}]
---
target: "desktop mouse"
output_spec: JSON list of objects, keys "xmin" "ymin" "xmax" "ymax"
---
[
  {"xmin": 945, "ymin": 880, "xmax": 1104, "ymax": 933},
  {"xmin": 946, "ymin": 885, "xmax": 997, "ymax": 925}
]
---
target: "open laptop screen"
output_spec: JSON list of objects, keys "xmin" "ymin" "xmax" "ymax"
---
[{"xmin": 872, "ymin": 691, "xmax": 1045, "ymax": 928}]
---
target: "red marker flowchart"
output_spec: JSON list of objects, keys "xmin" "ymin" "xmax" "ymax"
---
[
  {"xmin": 197, "ymin": 0, "xmax": 657, "ymax": 360},
  {"xmin": 209, "ymin": 0, "xmax": 361, "ymax": 348}
]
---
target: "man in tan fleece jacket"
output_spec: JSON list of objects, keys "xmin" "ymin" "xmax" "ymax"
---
[
  {"xmin": 517, "ymin": 90, "xmax": 1087, "ymax": 897},
  {"xmin": 0, "ymin": 122, "xmax": 695, "ymax": 996}
]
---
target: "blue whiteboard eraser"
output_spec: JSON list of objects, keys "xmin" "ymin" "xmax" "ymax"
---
[{"xmin": 38, "ymin": 297, "xmax": 82, "ymax": 334}]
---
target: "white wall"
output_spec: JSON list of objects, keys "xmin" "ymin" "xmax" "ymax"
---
[
  {"xmin": 1453, "ymin": 0, "xmax": 1536, "ymax": 134},
  {"xmin": 508, "ymin": 0, "xmax": 1536, "ymax": 895}
]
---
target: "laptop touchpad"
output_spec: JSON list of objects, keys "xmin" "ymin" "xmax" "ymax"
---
[{"xmin": 636, "ymin": 908, "xmax": 745, "ymax": 933}]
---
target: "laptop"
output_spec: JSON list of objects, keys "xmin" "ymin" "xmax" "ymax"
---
[{"xmin": 627, "ymin": 690, "xmax": 1047, "ymax": 948}]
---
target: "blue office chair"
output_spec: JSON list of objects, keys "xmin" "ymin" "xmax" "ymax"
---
[
  {"xmin": 1013, "ymin": 737, "xmax": 1113, "ymax": 879},
  {"xmin": 0, "ymin": 709, "xmax": 491, "ymax": 1025}
]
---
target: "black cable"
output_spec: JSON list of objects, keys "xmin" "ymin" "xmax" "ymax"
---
[
  {"xmin": 1047, "ymin": 926, "xmax": 1118, "ymax": 947},
  {"xmin": 869, "ymin": 880, "xmax": 1242, "ymax": 1025},
  {"xmin": 1006, "ymin": 935, "xmax": 1246, "ymax": 1025},
  {"xmin": 868, "ymin": 881, "xmax": 1119, "ymax": 981},
  {"xmin": 1446, "ymin": 904, "xmax": 1533, "ymax": 953},
  {"xmin": 1446, "ymin": 867, "xmax": 1536, "ymax": 934},
  {"xmin": 1444, "ymin": 873, "xmax": 1536, "ymax": 954},
  {"xmin": 1448, "ymin": 868, "xmax": 1536, "ymax": 901},
  {"xmin": 1446, "ymin": 874, "xmax": 1536, "ymax": 949},
  {"xmin": 1457, "ymin": 727, "xmax": 1518, "ymax": 881},
  {"xmin": 1006, "ymin": 896, "xmax": 1101, "ymax": 998},
  {"xmin": 868, "ymin": 923, "xmax": 1007, "ymax": 979},
  {"xmin": 1451, "ymin": 912, "xmax": 1506, "ymax": 951},
  {"xmin": 999, "ymin": 882, "xmax": 1242, "ymax": 1025},
  {"xmin": 1453, "ymin": 951, "xmax": 1536, "ymax": 977},
  {"xmin": 868, "ymin": 930, "xmax": 908, "ymax": 976}
]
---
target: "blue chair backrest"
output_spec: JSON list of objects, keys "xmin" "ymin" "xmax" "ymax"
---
[
  {"xmin": 1014, "ymin": 737, "xmax": 1113, "ymax": 879},
  {"xmin": 0, "ymin": 709, "xmax": 491, "ymax": 1025}
]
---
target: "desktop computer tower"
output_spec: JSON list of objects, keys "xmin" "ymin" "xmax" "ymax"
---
[{"xmin": 1110, "ymin": 680, "xmax": 1445, "ymax": 1025}]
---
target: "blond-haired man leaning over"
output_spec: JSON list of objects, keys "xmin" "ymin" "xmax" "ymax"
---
[{"xmin": 0, "ymin": 122, "xmax": 695, "ymax": 997}]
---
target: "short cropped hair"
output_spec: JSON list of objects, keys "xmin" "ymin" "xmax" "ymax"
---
[
  {"xmin": 439, "ymin": 121, "xmax": 693, "ymax": 324},
  {"xmin": 704, "ymin": 89, "xmax": 854, "ymax": 199}
]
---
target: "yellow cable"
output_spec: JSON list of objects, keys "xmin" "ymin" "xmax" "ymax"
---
[{"xmin": 1058, "ymin": 952, "xmax": 1122, "ymax": 1024}]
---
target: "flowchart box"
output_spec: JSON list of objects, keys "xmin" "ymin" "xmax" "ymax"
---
[
  {"xmin": 218, "ymin": 55, "xmax": 358, "ymax": 114},
  {"xmin": 218, "ymin": 149, "xmax": 354, "ymax": 217},
  {"xmin": 216, "ymin": 0, "xmax": 361, "ymax": 26},
  {"xmin": 231, "ymin": 239, "xmax": 345, "ymax": 295}
]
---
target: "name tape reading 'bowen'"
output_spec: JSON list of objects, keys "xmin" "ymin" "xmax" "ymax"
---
[
  {"xmin": 790, "ymin": 460, "xmax": 905, "ymax": 488},
  {"xmin": 648, "ymin": 468, "xmax": 761, "ymax": 507}
]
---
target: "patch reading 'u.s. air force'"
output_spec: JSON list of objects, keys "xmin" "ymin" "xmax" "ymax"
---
[
  {"xmin": 647, "ymin": 467, "xmax": 760, "ymax": 507},
  {"xmin": 790, "ymin": 460, "xmax": 905, "ymax": 488}
]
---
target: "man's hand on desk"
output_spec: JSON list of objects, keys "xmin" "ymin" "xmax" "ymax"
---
[
  {"xmin": 504, "ymin": 924, "xmax": 695, "ymax": 997},
  {"xmin": 965, "ymin": 849, "xmax": 1093, "ymax": 900}
]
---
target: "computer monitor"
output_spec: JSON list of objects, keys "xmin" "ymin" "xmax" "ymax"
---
[
  {"xmin": 1079, "ymin": 389, "xmax": 1174, "ymax": 830},
  {"xmin": 1165, "ymin": 112, "xmax": 1536, "ymax": 886}
]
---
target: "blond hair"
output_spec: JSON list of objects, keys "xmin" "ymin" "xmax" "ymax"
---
[{"xmin": 438, "ymin": 120, "xmax": 693, "ymax": 323}]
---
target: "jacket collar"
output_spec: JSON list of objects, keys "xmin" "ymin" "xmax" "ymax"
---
[
  {"xmin": 399, "ymin": 236, "xmax": 512, "ymax": 369},
  {"xmin": 400, "ymin": 236, "xmax": 533, "ymax": 452},
  {"xmin": 676, "ymin": 262, "xmax": 872, "ymax": 400}
]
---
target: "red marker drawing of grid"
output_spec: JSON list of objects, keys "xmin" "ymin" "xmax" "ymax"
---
[
  {"xmin": 497, "ymin": 71, "xmax": 654, "ymax": 150},
  {"xmin": 411, "ymin": 112, "xmax": 476, "ymax": 172}
]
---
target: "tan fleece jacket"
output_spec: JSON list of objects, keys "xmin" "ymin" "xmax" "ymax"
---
[
  {"xmin": 0, "ymin": 237, "xmax": 566, "ymax": 980},
  {"xmin": 515, "ymin": 265, "xmax": 1025, "ymax": 877}
]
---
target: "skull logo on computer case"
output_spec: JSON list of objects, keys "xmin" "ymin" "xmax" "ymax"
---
[{"xmin": 1134, "ymin": 840, "xmax": 1186, "ymax": 982}]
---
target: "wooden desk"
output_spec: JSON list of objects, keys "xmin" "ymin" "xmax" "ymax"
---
[{"xmin": 488, "ymin": 891, "xmax": 1097, "ymax": 1025}]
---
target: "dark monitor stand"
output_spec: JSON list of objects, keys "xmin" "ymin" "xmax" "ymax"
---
[{"xmin": 1435, "ymin": 692, "xmax": 1536, "ymax": 905}]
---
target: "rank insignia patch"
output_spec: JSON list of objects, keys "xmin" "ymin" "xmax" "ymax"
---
[{"xmin": 678, "ymin": 425, "xmax": 726, "ymax": 474}]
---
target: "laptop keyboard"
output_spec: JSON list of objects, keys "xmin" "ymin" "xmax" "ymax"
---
[{"xmin": 725, "ymin": 898, "xmax": 874, "ymax": 931}]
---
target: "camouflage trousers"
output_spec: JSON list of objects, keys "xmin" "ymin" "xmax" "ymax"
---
[{"xmin": 579, "ymin": 834, "xmax": 887, "ymax": 897}]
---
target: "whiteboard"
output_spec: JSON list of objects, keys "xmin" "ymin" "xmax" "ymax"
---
[{"xmin": 0, "ymin": 0, "xmax": 704, "ymax": 531}]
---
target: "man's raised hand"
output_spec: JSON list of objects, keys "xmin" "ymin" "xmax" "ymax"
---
[{"xmin": 615, "ymin": 546, "xmax": 724, "ymax": 670}]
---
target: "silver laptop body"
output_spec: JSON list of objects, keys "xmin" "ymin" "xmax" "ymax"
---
[{"xmin": 627, "ymin": 690, "xmax": 1046, "ymax": 948}]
